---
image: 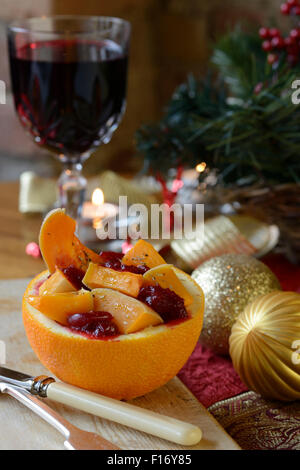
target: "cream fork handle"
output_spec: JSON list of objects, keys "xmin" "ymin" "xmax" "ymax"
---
[{"xmin": 0, "ymin": 382, "xmax": 119, "ymax": 450}]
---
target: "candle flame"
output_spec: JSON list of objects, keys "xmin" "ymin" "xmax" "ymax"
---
[
  {"xmin": 92, "ymin": 188, "xmax": 104, "ymax": 205},
  {"xmin": 196, "ymin": 162, "xmax": 206, "ymax": 173}
]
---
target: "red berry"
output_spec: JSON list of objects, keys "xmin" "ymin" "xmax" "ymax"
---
[
  {"xmin": 271, "ymin": 36, "xmax": 285, "ymax": 48},
  {"xmin": 259, "ymin": 27, "xmax": 270, "ymax": 39},
  {"xmin": 67, "ymin": 312, "xmax": 120, "ymax": 338},
  {"xmin": 99, "ymin": 250, "xmax": 149, "ymax": 274},
  {"xmin": 287, "ymin": 54, "xmax": 299, "ymax": 65},
  {"xmin": 262, "ymin": 40, "xmax": 272, "ymax": 51},
  {"xmin": 138, "ymin": 285, "xmax": 188, "ymax": 323},
  {"xmin": 280, "ymin": 3, "xmax": 290, "ymax": 14},
  {"xmin": 25, "ymin": 242, "xmax": 41, "ymax": 258},
  {"xmin": 293, "ymin": 5, "xmax": 300, "ymax": 13},
  {"xmin": 288, "ymin": 0, "xmax": 298, "ymax": 5},
  {"xmin": 285, "ymin": 36, "xmax": 294, "ymax": 46},
  {"xmin": 269, "ymin": 28, "xmax": 281, "ymax": 37},
  {"xmin": 254, "ymin": 82, "xmax": 264, "ymax": 95},
  {"xmin": 287, "ymin": 44, "xmax": 300, "ymax": 58},
  {"xmin": 62, "ymin": 266, "xmax": 85, "ymax": 290},
  {"xmin": 267, "ymin": 53, "xmax": 279, "ymax": 65},
  {"xmin": 290, "ymin": 28, "xmax": 300, "ymax": 39}
]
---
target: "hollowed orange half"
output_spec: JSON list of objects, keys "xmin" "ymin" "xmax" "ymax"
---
[{"xmin": 23, "ymin": 267, "xmax": 204, "ymax": 400}]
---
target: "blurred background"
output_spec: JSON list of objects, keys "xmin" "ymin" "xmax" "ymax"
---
[{"xmin": 0, "ymin": 0, "xmax": 292, "ymax": 180}]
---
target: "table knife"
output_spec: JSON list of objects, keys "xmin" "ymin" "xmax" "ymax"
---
[{"xmin": 0, "ymin": 366, "xmax": 202, "ymax": 446}]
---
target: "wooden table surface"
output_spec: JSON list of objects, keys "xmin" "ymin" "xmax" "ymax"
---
[{"xmin": 0, "ymin": 181, "xmax": 44, "ymax": 279}]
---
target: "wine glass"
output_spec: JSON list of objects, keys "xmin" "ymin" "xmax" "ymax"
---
[{"xmin": 7, "ymin": 16, "xmax": 130, "ymax": 219}]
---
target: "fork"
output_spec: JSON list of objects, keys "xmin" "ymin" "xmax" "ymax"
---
[{"xmin": 0, "ymin": 382, "xmax": 120, "ymax": 450}]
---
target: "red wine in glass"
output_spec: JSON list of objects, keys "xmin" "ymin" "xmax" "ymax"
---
[
  {"xmin": 8, "ymin": 16, "xmax": 130, "ymax": 219},
  {"xmin": 9, "ymin": 39, "xmax": 128, "ymax": 156}
]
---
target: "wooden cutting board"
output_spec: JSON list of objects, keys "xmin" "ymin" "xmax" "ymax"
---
[{"xmin": 0, "ymin": 278, "xmax": 240, "ymax": 450}]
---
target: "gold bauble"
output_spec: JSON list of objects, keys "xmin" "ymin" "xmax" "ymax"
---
[
  {"xmin": 230, "ymin": 291, "xmax": 300, "ymax": 401},
  {"xmin": 191, "ymin": 254, "xmax": 281, "ymax": 355}
]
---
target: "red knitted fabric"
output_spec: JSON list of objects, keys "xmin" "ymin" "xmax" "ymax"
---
[{"xmin": 178, "ymin": 343, "xmax": 248, "ymax": 407}]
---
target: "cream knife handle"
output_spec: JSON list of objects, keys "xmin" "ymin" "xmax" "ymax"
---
[{"xmin": 47, "ymin": 381, "xmax": 202, "ymax": 446}]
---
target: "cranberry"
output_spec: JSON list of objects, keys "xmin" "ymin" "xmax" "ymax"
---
[
  {"xmin": 290, "ymin": 28, "xmax": 300, "ymax": 39},
  {"xmin": 62, "ymin": 266, "xmax": 85, "ymax": 290},
  {"xmin": 262, "ymin": 40, "xmax": 272, "ymax": 51},
  {"xmin": 138, "ymin": 285, "xmax": 188, "ymax": 323},
  {"xmin": 281, "ymin": 3, "xmax": 291, "ymax": 14},
  {"xmin": 285, "ymin": 36, "xmax": 294, "ymax": 46},
  {"xmin": 269, "ymin": 28, "xmax": 281, "ymax": 38},
  {"xmin": 99, "ymin": 250, "xmax": 149, "ymax": 274},
  {"xmin": 122, "ymin": 264, "xmax": 149, "ymax": 274},
  {"xmin": 99, "ymin": 251, "xmax": 123, "ymax": 264},
  {"xmin": 271, "ymin": 37, "xmax": 285, "ymax": 49},
  {"xmin": 259, "ymin": 27, "xmax": 270, "ymax": 39},
  {"xmin": 102, "ymin": 256, "xmax": 124, "ymax": 271},
  {"xmin": 67, "ymin": 311, "xmax": 120, "ymax": 338}
]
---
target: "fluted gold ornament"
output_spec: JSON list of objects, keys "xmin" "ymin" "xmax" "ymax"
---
[
  {"xmin": 192, "ymin": 254, "xmax": 281, "ymax": 355},
  {"xmin": 230, "ymin": 291, "xmax": 300, "ymax": 401},
  {"xmin": 171, "ymin": 215, "xmax": 256, "ymax": 270}
]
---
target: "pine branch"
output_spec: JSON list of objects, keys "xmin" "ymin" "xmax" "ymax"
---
[
  {"xmin": 211, "ymin": 30, "xmax": 268, "ymax": 99},
  {"xmin": 135, "ymin": 30, "xmax": 300, "ymax": 186}
]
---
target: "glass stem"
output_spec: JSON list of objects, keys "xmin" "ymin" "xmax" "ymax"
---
[{"xmin": 57, "ymin": 161, "xmax": 87, "ymax": 220}]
